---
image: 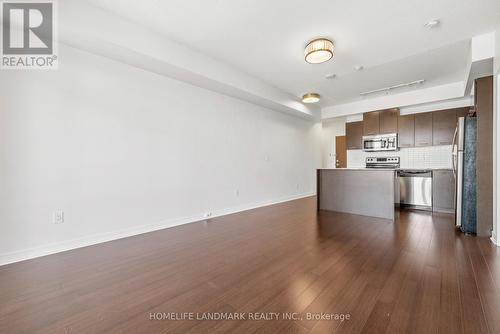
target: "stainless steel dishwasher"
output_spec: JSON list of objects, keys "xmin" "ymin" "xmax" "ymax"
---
[{"xmin": 398, "ymin": 170, "xmax": 432, "ymax": 210}]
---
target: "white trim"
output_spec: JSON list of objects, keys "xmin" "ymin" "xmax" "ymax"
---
[
  {"xmin": 346, "ymin": 114, "xmax": 363, "ymax": 123},
  {"xmin": 491, "ymin": 236, "xmax": 499, "ymax": 246},
  {"xmin": 0, "ymin": 192, "xmax": 315, "ymax": 266},
  {"xmin": 322, "ymin": 81, "xmax": 465, "ymax": 119},
  {"xmin": 399, "ymin": 96, "xmax": 473, "ymax": 115}
]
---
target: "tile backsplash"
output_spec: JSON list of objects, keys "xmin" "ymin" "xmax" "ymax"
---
[{"xmin": 347, "ymin": 145, "xmax": 453, "ymax": 169}]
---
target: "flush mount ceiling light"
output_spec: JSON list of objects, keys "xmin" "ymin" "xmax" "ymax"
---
[
  {"xmin": 304, "ymin": 38, "xmax": 334, "ymax": 64},
  {"xmin": 302, "ymin": 93, "xmax": 321, "ymax": 103}
]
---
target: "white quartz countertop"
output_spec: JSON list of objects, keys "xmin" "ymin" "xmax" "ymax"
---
[
  {"xmin": 318, "ymin": 168, "xmax": 396, "ymax": 171},
  {"xmin": 318, "ymin": 168, "xmax": 452, "ymax": 171}
]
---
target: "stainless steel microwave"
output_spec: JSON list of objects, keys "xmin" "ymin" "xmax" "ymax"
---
[{"xmin": 362, "ymin": 133, "xmax": 398, "ymax": 152}]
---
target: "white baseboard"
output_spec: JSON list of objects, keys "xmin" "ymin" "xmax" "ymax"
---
[
  {"xmin": 0, "ymin": 192, "xmax": 315, "ymax": 266},
  {"xmin": 491, "ymin": 236, "xmax": 499, "ymax": 246}
]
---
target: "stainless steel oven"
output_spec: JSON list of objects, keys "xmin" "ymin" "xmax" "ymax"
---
[{"xmin": 362, "ymin": 133, "xmax": 398, "ymax": 152}]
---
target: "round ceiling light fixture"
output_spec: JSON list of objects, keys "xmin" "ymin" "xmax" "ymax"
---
[
  {"xmin": 304, "ymin": 38, "xmax": 334, "ymax": 64},
  {"xmin": 302, "ymin": 93, "xmax": 321, "ymax": 103}
]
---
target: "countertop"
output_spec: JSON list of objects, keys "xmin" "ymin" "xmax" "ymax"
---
[
  {"xmin": 318, "ymin": 168, "xmax": 452, "ymax": 171},
  {"xmin": 318, "ymin": 168, "xmax": 396, "ymax": 171}
]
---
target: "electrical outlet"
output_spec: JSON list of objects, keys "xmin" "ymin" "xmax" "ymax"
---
[
  {"xmin": 204, "ymin": 212, "xmax": 212, "ymax": 218},
  {"xmin": 53, "ymin": 210, "xmax": 64, "ymax": 224},
  {"xmin": 235, "ymin": 189, "xmax": 240, "ymax": 196}
]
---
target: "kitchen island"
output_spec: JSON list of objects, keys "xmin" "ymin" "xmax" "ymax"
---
[{"xmin": 317, "ymin": 168, "xmax": 396, "ymax": 220}]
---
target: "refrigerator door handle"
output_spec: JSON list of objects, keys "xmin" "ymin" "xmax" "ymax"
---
[
  {"xmin": 452, "ymin": 152, "xmax": 457, "ymax": 177},
  {"xmin": 452, "ymin": 126, "xmax": 458, "ymax": 148},
  {"xmin": 452, "ymin": 126, "xmax": 458, "ymax": 178}
]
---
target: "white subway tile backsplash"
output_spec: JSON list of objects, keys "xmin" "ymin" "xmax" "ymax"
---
[{"xmin": 347, "ymin": 145, "xmax": 453, "ymax": 169}]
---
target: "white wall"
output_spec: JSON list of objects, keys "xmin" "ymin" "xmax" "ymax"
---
[{"xmin": 0, "ymin": 45, "xmax": 322, "ymax": 264}]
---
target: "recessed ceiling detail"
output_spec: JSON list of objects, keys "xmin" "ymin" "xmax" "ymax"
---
[
  {"xmin": 302, "ymin": 93, "xmax": 321, "ymax": 103},
  {"xmin": 304, "ymin": 38, "xmax": 334, "ymax": 64},
  {"xmin": 82, "ymin": 0, "xmax": 500, "ymax": 108}
]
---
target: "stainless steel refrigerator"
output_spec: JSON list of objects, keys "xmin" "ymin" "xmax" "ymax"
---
[{"xmin": 452, "ymin": 116, "xmax": 477, "ymax": 233}]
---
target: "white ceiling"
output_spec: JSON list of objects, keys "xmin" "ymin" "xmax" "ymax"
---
[{"xmin": 85, "ymin": 0, "xmax": 500, "ymax": 107}]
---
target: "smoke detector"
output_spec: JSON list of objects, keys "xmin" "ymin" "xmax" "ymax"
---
[{"xmin": 424, "ymin": 19, "xmax": 440, "ymax": 28}]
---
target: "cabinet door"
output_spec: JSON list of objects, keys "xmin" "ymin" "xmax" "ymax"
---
[
  {"xmin": 456, "ymin": 107, "xmax": 470, "ymax": 119},
  {"xmin": 414, "ymin": 112, "xmax": 433, "ymax": 147},
  {"xmin": 346, "ymin": 121, "xmax": 363, "ymax": 149},
  {"xmin": 363, "ymin": 112, "xmax": 380, "ymax": 136},
  {"xmin": 398, "ymin": 114, "xmax": 415, "ymax": 148},
  {"xmin": 432, "ymin": 170, "xmax": 455, "ymax": 213},
  {"xmin": 379, "ymin": 108, "xmax": 399, "ymax": 134},
  {"xmin": 433, "ymin": 109, "xmax": 457, "ymax": 145}
]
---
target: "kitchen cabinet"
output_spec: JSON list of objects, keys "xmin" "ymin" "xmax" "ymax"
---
[
  {"xmin": 432, "ymin": 109, "xmax": 457, "ymax": 145},
  {"xmin": 397, "ymin": 114, "xmax": 415, "ymax": 148},
  {"xmin": 346, "ymin": 121, "xmax": 363, "ymax": 149},
  {"xmin": 456, "ymin": 107, "xmax": 470, "ymax": 119},
  {"xmin": 379, "ymin": 108, "xmax": 399, "ymax": 134},
  {"xmin": 432, "ymin": 170, "xmax": 455, "ymax": 213},
  {"xmin": 414, "ymin": 112, "xmax": 433, "ymax": 147},
  {"xmin": 363, "ymin": 111, "xmax": 380, "ymax": 136}
]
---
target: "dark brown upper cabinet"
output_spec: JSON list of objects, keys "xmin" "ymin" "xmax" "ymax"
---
[
  {"xmin": 346, "ymin": 121, "xmax": 363, "ymax": 149},
  {"xmin": 398, "ymin": 114, "xmax": 415, "ymax": 148},
  {"xmin": 363, "ymin": 111, "xmax": 380, "ymax": 136},
  {"xmin": 379, "ymin": 108, "xmax": 399, "ymax": 134},
  {"xmin": 456, "ymin": 107, "xmax": 470, "ymax": 119},
  {"xmin": 432, "ymin": 109, "xmax": 458, "ymax": 145},
  {"xmin": 414, "ymin": 112, "xmax": 433, "ymax": 147}
]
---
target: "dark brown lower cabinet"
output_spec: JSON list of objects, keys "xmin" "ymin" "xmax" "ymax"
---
[{"xmin": 432, "ymin": 170, "xmax": 455, "ymax": 213}]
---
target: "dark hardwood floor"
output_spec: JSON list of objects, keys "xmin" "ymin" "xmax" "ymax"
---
[{"xmin": 1, "ymin": 196, "xmax": 499, "ymax": 333}]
